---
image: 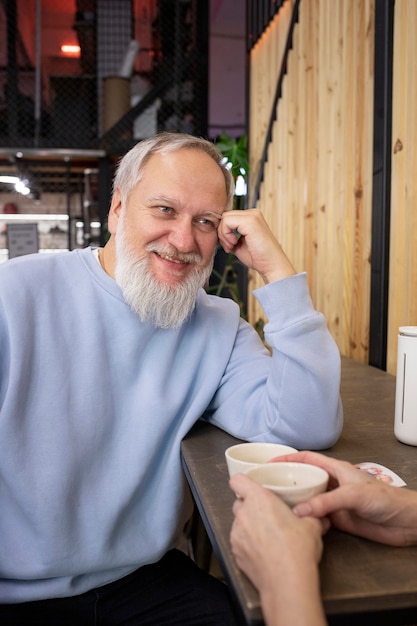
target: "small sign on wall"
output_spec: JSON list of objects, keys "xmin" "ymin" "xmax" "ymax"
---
[{"xmin": 6, "ymin": 223, "xmax": 39, "ymax": 259}]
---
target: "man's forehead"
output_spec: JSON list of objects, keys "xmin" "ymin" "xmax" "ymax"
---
[{"xmin": 143, "ymin": 192, "xmax": 224, "ymax": 215}]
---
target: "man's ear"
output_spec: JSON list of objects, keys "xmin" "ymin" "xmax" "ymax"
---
[{"xmin": 107, "ymin": 188, "xmax": 122, "ymax": 235}]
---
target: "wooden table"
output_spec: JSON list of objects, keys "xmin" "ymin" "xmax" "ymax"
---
[{"xmin": 181, "ymin": 357, "xmax": 417, "ymax": 625}]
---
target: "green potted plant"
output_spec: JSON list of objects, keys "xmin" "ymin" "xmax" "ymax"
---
[
  {"xmin": 206, "ymin": 132, "xmax": 265, "ymax": 341},
  {"xmin": 206, "ymin": 132, "xmax": 249, "ymax": 316},
  {"xmin": 213, "ymin": 132, "xmax": 248, "ymax": 210}
]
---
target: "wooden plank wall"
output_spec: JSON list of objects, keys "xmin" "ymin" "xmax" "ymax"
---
[
  {"xmin": 248, "ymin": 0, "xmax": 375, "ymax": 363},
  {"xmin": 386, "ymin": 0, "xmax": 417, "ymax": 374}
]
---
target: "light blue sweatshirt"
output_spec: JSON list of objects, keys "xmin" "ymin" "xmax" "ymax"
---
[{"xmin": 0, "ymin": 247, "xmax": 342, "ymax": 602}]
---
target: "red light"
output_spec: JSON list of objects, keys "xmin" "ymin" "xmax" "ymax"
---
[{"xmin": 61, "ymin": 44, "xmax": 81, "ymax": 56}]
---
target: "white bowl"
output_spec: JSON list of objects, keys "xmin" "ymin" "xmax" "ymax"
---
[
  {"xmin": 245, "ymin": 462, "xmax": 329, "ymax": 507},
  {"xmin": 225, "ymin": 442, "xmax": 298, "ymax": 477}
]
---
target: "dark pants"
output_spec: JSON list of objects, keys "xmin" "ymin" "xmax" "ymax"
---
[{"xmin": 0, "ymin": 550, "xmax": 239, "ymax": 625}]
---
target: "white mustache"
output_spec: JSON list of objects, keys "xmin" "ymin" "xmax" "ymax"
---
[{"xmin": 146, "ymin": 243, "xmax": 202, "ymax": 265}]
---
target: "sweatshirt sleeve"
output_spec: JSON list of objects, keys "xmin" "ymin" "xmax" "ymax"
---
[{"xmin": 207, "ymin": 273, "xmax": 343, "ymax": 449}]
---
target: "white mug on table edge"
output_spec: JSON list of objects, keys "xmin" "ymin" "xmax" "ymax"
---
[{"xmin": 225, "ymin": 441, "xmax": 298, "ymax": 477}]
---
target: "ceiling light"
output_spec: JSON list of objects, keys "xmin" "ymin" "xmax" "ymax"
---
[
  {"xmin": 15, "ymin": 180, "xmax": 31, "ymax": 196},
  {"xmin": 0, "ymin": 175, "xmax": 19, "ymax": 185},
  {"xmin": 0, "ymin": 175, "xmax": 31, "ymax": 196},
  {"xmin": 61, "ymin": 44, "xmax": 81, "ymax": 56}
]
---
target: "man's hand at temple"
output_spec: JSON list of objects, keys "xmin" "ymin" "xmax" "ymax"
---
[{"xmin": 218, "ymin": 208, "xmax": 297, "ymax": 284}]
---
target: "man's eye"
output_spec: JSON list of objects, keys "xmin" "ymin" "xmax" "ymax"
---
[
  {"xmin": 196, "ymin": 217, "xmax": 212, "ymax": 226},
  {"xmin": 158, "ymin": 206, "xmax": 174, "ymax": 215},
  {"xmin": 194, "ymin": 215, "xmax": 220, "ymax": 233}
]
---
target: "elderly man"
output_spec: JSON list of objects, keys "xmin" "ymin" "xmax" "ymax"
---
[{"xmin": 0, "ymin": 132, "xmax": 342, "ymax": 624}]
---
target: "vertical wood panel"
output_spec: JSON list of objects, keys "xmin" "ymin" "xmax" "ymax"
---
[
  {"xmin": 248, "ymin": 0, "xmax": 375, "ymax": 362},
  {"xmin": 386, "ymin": 0, "xmax": 417, "ymax": 374}
]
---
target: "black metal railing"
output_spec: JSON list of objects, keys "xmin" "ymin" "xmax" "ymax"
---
[
  {"xmin": 248, "ymin": 0, "xmax": 300, "ymax": 207},
  {"xmin": 247, "ymin": 0, "xmax": 287, "ymax": 50}
]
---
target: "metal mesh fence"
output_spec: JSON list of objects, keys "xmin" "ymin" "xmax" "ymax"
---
[{"xmin": 0, "ymin": 0, "xmax": 208, "ymax": 153}]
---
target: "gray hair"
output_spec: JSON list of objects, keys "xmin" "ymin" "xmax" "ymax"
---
[{"xmin": 113, "ymin": 132, "xmax": 235, "ymax": 211}]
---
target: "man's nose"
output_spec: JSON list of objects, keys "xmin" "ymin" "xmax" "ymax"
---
[{"xmin": 167, "ymin": 217, "xmax": 196, "ymax": 252}]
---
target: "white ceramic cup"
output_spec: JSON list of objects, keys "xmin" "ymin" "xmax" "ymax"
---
[
  {"xmin": 225, "ymin": 442, "xmax": 298, "ymax": 477},
  {"xmin": 394, "ymin": 326, "xmax": 417, "ymax": 445},
  {"xmin": 245, "ymin": 462, "xmax": 329, "ymax": 507}
]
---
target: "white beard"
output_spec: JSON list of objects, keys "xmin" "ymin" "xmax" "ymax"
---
[{"xmin": 114, "ymin": 217, "xmax": 214, "ymax": 329}]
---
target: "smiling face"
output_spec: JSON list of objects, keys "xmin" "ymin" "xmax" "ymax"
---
[{"xmin": 107, "ymin": 147, "xmax": 228, "ymax": 287}]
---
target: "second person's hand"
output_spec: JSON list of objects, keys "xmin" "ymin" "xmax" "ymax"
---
[
  {"xmin": 229, "ymin": 472, "xmax": 327, "ymax": 626},
  {"xmin": 273, "ymin": 451, "xmax": 417, "ymax": 547}
]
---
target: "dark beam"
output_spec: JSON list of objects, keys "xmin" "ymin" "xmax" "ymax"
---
[{"xmin": 369, "ymin": 0, "xmax": 395, "ymax": 369}]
